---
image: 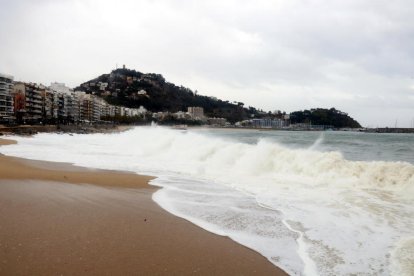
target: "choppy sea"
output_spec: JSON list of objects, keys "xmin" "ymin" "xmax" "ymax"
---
[{"xmin": 1, "ymin": 126, "xmax": 413, "ymax": 275}]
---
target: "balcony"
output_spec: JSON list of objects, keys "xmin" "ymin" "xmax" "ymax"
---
[
  {"xmin": 26, "ymin": 103, "xmax": 42, "ymax": 110},
  {"xmin": 0, "ymin": 102, "xmax": 12, "ymax": 107},
  {"xmin": 0, "ymin": 91, "xmax": 11, "ymax": 96},
  {"xmin": 30, "ymin": 109, "xmax": 42, "ymax": 114},
  {"xmin": 27, "ymin": 98, "xmax": 43, "ymax": 104},
  {"xmin": 0, "ymin": 95, "xmax": 12, "ymax": 101},
  {"xmin": 28, "ymin": 94, "xmax": 42, "ymax": 100}
]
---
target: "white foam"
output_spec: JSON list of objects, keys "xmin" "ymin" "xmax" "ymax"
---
[
  {"xmin": 390, "ymin": 237, "xmax": 414, "ymax": 276},
  {"xmin": 282, "ymin": 219, "xmax": 319, "ymax": 276},
  {"xmin": 1, "ymin": 126, "xmax": 413, "ymax": 275}
]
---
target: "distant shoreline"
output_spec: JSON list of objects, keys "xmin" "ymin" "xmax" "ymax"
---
[
  {"xmin": 189, "ymin": 125, "xmax": 414, "ymax": 134},
  {"xmin": 2, "ymin": 123, "xmax": 413, "ymax": 137},
  {"xmin": 0, "ymin": 124, "xmax": 133, "ymax": 135}
]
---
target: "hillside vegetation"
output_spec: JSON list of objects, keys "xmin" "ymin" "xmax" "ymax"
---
[
  {"xmin": 76, "ymin": 68, "xmax": 362, "ymax": 127},
  {"xmin": 76, "ymin": 68, "xmax": 251, "ymax": 123},
  {"xmin": 290, "ymin": 108, "xmax": 362, "ymax": 128}
]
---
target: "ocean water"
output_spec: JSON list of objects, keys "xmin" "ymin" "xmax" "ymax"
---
[{"xmin": 1, "ymin": 126, "xmax": 413, "ymax": 275}]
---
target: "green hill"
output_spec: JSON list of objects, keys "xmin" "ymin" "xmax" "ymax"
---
[
  {"xmin": 75, "ymin": 68, "xmax": 362, "ymax": 127},
  {"xmin": 290, "ymin": 108, "xmax": 362, "ymax": 128},
  {"xmin": 75, "ymin": 68, "xmax": 252, "ymax": 123}
]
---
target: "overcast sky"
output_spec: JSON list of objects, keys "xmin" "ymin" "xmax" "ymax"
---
[{"xmin": 1, "ymin": 0, "xmax": 413, "ymax": 127}]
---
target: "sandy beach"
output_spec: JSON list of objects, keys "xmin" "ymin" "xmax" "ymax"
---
[{"xmin": 0, "ymin": 138, "xmax": 286, "ymax": 275}]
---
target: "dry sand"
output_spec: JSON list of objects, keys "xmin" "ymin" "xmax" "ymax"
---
[{"xmin": 0, "ymin": 138, "xmax": 286, "ymax": 275}]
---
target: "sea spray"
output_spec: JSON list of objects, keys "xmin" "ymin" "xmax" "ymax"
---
[{"xmin": 1, "ymin": 126, "xmax": 413, "ymax": 275}]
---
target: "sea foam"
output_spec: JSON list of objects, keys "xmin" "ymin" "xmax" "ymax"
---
[{"xmin": 1, "ymin": 126, "xmax": 413, "ymax": 275}]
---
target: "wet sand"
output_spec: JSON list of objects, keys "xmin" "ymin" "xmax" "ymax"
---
[{"xmin": 0, "ymin": 138, "xmax": 286, "ymax": 275}]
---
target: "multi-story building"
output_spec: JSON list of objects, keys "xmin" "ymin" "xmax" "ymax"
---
[
  {"xmin": 41, "ymin": 88, "xmax": 56, "ymax": 121},
  {"xmin": 71, "ymin": 92, "xmax": 81, "ymax": 122},
  {"xmin": 108, "ymin": 105, "xmax": 116, "ymax": 117},
  {"xmin": 13, "ymin": 82, "xmax": 43, "ymax": 122},
  {"xmin": 115, "ymin": 106, "xmax": 125, "ymax": 117},
  {"xmin": 49, "ymin": 82, "xmax": 77, "ymax": 123},
  {"xmin": 100, "ymin": 101, "xmax": 111, "ymax": 118},
  {"xmin": 207, "ymin": 117, "xmax": 228, "ymax": 126},
  {"xmin": 13, "ymin": 83, "xmax": 26, "ymax": 122},
  {"xmin": 56, "ymin": 93, "xmax": 65, "ymax": 119},
  {"xmin": 92, "ymin": 96, "xmax": 104, "ymax": 122},
  {"xmin": 124, "ymin": 106, "xmax": 147, "ymax": 117},
  {"xmin": 72, "ymin": 92, "xmax": 104, "ymax": 123},
  {"xmin": 188, "ymin": 107, "xmax": 204, "ymax": 120},
  {"xmin": 57, "ymin": 93, "xmax": 74, "ymax": 121},
  {"xmin": 7, "ymin": 79, "xmax": 148, "ymax": 124},
  {"xmin": 74, "ymin": 93, "xmax": 123, "ymax": 122},
  {"xmin": 251, "ymin": 118, "xmax": 287, "ymax": 129},
  {"xmin": 0, "ymin": 73, "xmax": 14, "ymax": 121},
  {"xmin": 70, "ymin": 92, "xmax": 80, "ymax": 123},
  {"xmin": 77, "ymin": 92, "xmax": 94, "ymax": 122},
  {"xmin": 64, "ymin": 93, "xmax": 76, "ymax": 121}
]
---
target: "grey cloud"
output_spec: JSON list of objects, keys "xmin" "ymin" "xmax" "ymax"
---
[{"xmin": 0, "ymin": 0, "xmax": 413, "ymax": 126}]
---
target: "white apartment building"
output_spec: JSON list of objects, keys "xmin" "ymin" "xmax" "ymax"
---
[
  {"xmin": 174, "ymin": 111, "xmax": 187, "ymax": 119},
  {"xmin": 188, "ymin": 107, "xmax": 204, "ymax": 120},
  {"xmin": 124, "ymin": 106, "xmax": 147, "ymax": 117},
  {"xmin": 2, "ymin": 77, "xmax": 148, "ymax": 124},
  {"xmin": 0, "ymin": 73, "xmax": 14, "ymax": 121}
]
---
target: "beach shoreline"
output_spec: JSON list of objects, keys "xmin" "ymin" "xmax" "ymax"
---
[
  {"xmin": 0, "ymin": 124, "xmax": 134, "ymax": 136},
  {"xmin": 0, "ymin": 138, "xmax": 286, "ymax": 275}
]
